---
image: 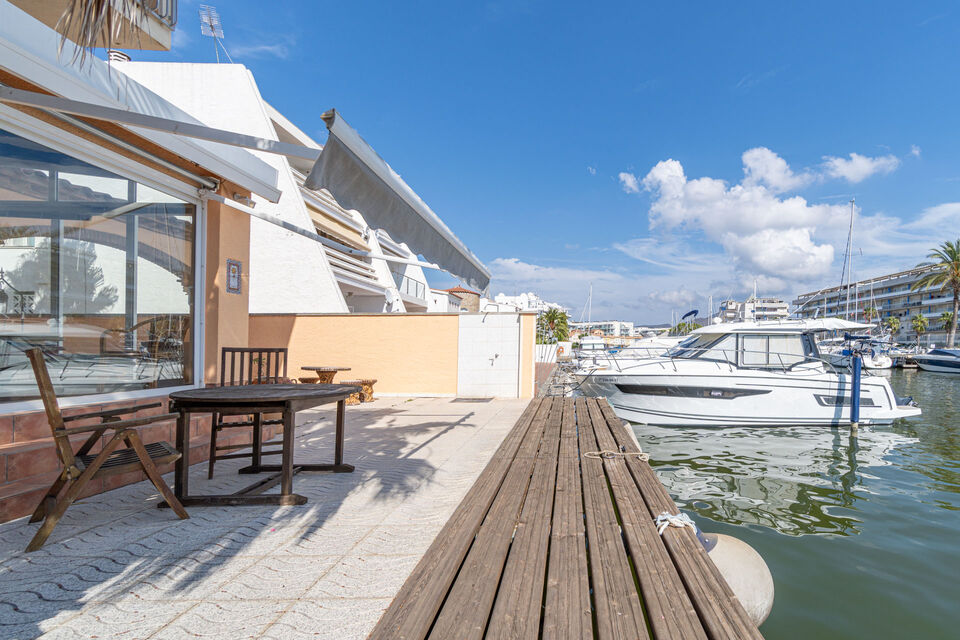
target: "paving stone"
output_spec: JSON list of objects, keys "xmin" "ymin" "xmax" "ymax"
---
[
  {"xmin": 262, "ymin": 598, "xmax": 392, "ymax": 640},
  {"xmin": 304, "ymin": 554, "xmax": 421, "ymax": 599},
  {"xmin": 0, "ymin": 398, "xmax": 529, "ymax": 639},
  {"xmin": 150, "ymin": 600, "xmax": 290, "ymax": 639}
]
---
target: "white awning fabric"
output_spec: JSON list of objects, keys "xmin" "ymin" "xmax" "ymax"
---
[{"xmin": 305, "ymin": 110, "xmax": 490, "ymax": 292}]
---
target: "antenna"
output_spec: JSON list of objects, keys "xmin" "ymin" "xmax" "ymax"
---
[{"xmin": 200, "ymin": 5, "xmax": 233, "ymax": 63}]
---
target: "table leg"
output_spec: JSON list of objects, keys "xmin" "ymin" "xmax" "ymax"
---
[
  {"xmin": 281, "ymin": 406, "xmax": 294, "ymax": 496},
  {"xmin": 175, "ymin": 410, "xmax": 189, "ymax": 499},
  {"xmin": 335, "ymin": 399, "xmax": 345, "ymax": 466},
  {"xmin": 251, "ymin": 412, "xmax": 263, "ymax": 469}
]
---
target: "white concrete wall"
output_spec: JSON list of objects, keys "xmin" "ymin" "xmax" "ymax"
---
[
  {"xmin": 116, "ymin": 62, "xmax": 349, "ymax": 314},
  {"xmin": 457, "ymin": 313, "xmax": 521, "ymax": 397}
]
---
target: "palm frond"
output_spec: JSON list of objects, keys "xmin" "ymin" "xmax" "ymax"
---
[{"xmin": 56, "ymin": 0, "xmax": 144, "ymax": 66}]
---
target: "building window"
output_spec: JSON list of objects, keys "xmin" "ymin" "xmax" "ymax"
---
[{"xmin": 0, "ymin": 128, "xmax": 196, "ymax": 403}]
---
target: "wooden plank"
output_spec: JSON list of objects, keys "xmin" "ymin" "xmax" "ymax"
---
[
  {"xmin": 596, "ymin": 401, "xmax": 764, "ymax": 640},
  {"xmin": 576, "ymin": 398, "xmax": 649, "ymax": 640},
  {"xmin": 585, "ymin": 399, "xmax": 707, "ymax": 640},
  {"xmin": 368, "ymin": 398, "xmax": 543, "ymax": 640},
  {"xmin": 542, "ymin": 397, "xmax": 592, "ymax": 639},
  {"xmin": 486, "ymin": 398, "xmax": 564, "ymax": 639},
  {"xmin": 427, "ymin": 399, "xmax": 553, "ymax": 640}
]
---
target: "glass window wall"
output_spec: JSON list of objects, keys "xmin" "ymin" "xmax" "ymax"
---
[{"xmin": 0, "ymin": 128, "xmax": 196, "ymax": 402}]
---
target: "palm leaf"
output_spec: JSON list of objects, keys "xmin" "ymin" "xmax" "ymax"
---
[{"xmin": 56, "ymin": 0, "xmax": 144, "ymax": 66}]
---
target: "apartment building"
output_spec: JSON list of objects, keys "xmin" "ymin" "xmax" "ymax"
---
[{"xmin": 793, "ymin": 265, "xmax": 953, "ymax": 342}]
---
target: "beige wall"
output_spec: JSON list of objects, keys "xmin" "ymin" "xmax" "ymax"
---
[
  {"xmin": 249, "ymin": 314, "xmax": 461, "ymax": 395},
  {"xmin": 519, "ymin": 313, "xmax": 536, "ymax": 398},
  {"xmin": 204, "ymin": 197, "xmax": 252, "ymax": 384}
]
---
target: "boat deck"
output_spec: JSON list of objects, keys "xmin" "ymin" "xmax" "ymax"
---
[{"xmin": 368, "ymin": 396, "xmax": 763, "ymax": 639}]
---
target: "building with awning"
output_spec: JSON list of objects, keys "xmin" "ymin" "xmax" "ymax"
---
[
  {"xmin": 0, "ymin": 0, "xmax": 531, "ymax": 521},
  {"xmin": 110, "ymin": 61, "xmax": 473, "ymax": 314}
]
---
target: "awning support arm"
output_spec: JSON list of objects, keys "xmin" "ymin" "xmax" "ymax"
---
[{"xmin": 203, "ymin": 192, "xmax": 442, "ymax": 270}]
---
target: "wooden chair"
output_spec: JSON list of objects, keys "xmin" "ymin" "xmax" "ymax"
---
[
  {"xmin": 208, "ymin": 347, "xmax": 290, "ymax": 479},
  {"xmin": 23, "ymin": 348, "xmax": 188, "ymax": 552}
]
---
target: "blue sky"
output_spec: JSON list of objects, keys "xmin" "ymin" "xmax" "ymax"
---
[{"xmin": 134, "ymin": 1, "xmax": 959, "ymax": 322}]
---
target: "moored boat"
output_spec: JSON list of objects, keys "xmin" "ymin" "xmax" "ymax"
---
[
  {"xmin": 913, "ymin": 348, "xmax": 960, "ymax": 374},
  {"xmin": 574, "ymin": 319, "xmax": 921, "ymax": 427}
]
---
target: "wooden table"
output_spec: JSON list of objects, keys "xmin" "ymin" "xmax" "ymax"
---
[
  {"xmin": 166, "ymin": 383, "xmax": 359, "ymax": 507},
  {"xmin": 301, "ymin": 366, "xmax": 351, "ymax": 384}
]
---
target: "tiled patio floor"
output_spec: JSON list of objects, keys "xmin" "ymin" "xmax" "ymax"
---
[{"xmin": 0, "ymin": 397, "xmax": 529, "ymax": 640}]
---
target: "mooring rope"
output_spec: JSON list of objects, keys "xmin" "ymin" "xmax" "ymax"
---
[
  {"xmin": 654, "ymin": 512, "xmax": 697, "ymax": 535},
  {"xmin": 583, "ymin": 448, "xmax": 650, "ymax": 462}
]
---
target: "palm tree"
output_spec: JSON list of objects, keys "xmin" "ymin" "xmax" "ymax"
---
[
  {"xmin": 911, "ymin": 239, "xmax": 960, "ymax": 347},
  {"xmin": 939, "ymin": 311, "xmax": 955, "ymax": 331},
  {"xmin": 911, "ymin": 313, "xmax": 928, "ymax": 341},
  {"xmin": 537, "ymin": 308, "xmax": 569, "ymax": 344},
  {"xmin": 883, "ymin": 316, "xmax": 901, "ymax": 335},
  {"xmin": 863, "ymin": 306, "xmax": 879, "ymax": 323}
]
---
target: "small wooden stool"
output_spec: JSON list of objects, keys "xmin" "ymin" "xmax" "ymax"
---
[{"xmin": 339, "ymin": 379, "xmax": 377, "ymax": 404}]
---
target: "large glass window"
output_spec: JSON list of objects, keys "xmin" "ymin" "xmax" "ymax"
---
[{"xmin": 0, "ymin": 128, "xmax": 196, "ymax": 402}]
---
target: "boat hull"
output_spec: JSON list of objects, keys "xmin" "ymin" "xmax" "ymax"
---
[
  {"xmin": 576, "ymin": 367, "xmax": 919, "ymax": 427},
  {"xmin": 914, "ymin": 359, "xmax": 960, "ymax": 374}
]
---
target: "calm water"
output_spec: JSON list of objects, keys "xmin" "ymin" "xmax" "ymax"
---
[{"xmin": 632, "ymin": 368, "xmax": 960, "ymax": 639}]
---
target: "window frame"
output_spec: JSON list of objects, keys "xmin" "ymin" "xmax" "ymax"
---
[{"xmin": 0, "ymin": 110, "xmax": 206, "ymax": 412}]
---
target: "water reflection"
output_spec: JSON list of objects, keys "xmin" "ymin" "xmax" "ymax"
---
[{"xmin": 635, "ymin": 423, "xmax": 918, "ymax": 536}]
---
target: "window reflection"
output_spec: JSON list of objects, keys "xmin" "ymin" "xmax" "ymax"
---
[{"xmin": 0, "ymin": 128, "xmax": 196, "ymax": 401}]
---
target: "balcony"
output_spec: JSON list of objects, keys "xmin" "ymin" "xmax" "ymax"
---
[
  {"xmin": 12, "ymin": 0, "xmax": 178, "ymax": 51},
  {"xmin": 391, "ymin": 270, "xmax": 426, "ymax": 301}
]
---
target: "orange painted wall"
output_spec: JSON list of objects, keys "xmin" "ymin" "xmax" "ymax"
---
[
  {"xmin": 249, "ymin": 313, "xmax": 460, "ymax": 395},
  {"xmin": 204, "ymin": 197, "xmax": 251, "ymax": 384}
]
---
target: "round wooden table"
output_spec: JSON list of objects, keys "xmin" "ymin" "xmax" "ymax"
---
[
  {"xmin": 167, "ymin": 383, "xmax": 360, "ymax": 507},
  {"xmin": 300, "ymin": 366, "xmax": 352, "ymax": 384}
]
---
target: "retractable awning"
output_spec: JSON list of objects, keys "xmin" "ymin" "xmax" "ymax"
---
[
  {"xmin": 305, "ymin": 110, "xmax": 490, "ymax": 292},
  {"xmin": 0, "ymin": 87, "xmax": 490, "ymax": 290}
]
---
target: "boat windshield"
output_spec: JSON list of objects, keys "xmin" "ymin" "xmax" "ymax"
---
[{"xmin": 666, "ymin": 333, "xmax": 737, "ymax": 364}]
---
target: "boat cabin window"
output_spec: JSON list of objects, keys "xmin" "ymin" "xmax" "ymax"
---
[
  {"xmin": 666, "ymin": 334, "xmax": 720, "ymax": 358},
  {"xmin": 699, "ymin": 334, "xmax": 737, "ymax": 364},
  {"xmin": 666, "ymin": 333, "xmax": 736, "ymax": 364},
  {"xmin": 739, "ymin": 334, "xmax": 806, "ymax": 368}
]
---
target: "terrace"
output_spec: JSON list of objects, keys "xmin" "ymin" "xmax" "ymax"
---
[{"xmin": 0, "ymin": 396, "xmax": 528, "ymax": 639}]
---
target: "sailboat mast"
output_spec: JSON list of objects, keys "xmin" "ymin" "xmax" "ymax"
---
[{"xmin": 844, "ymin": 198, "xmax": 855, "ymax": 319}]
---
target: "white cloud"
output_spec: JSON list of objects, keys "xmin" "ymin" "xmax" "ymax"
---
[
  {"xmin": 613, "ymin": 237, "xmax": 719, "ymax": 272},
  {"xmin": 821, "ymin": 152, "xmax": 900, "ymax": 183},
  {"xmin": 587, "ymin": 166, "xmax": 597, "ymax": 176},
  {"xmin": 720, "ymin": 228, "xmax": 834, "ymax": 280},
  {"xmin": 904, "ymin": 202, "xmax": 960, "ymax": 230},
  {"xmin": 618, "ymin": 172, "xmax": 640, "ymax": 193},
  {"xmin": 635, "ymin": 153, "xmax": 849, "ymax": 296},
  {"xmin": 648, "ymin": 287, "xmax": 700, "ymax": 308},
  {"xmin": 741, "ymin": 147, "xmax": 813, "ymax": 193},
  {"xmin": 910, "ymin": 144, "xmax": 922, "ymax": 158},
  {"xmin": 229, "ymin": 43, "xmax": 291, "ymax": 59}
]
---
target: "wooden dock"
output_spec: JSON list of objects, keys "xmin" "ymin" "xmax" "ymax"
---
[{"xmin": 368, "ymin": 397, "xmax": 764, "ymax": 640}]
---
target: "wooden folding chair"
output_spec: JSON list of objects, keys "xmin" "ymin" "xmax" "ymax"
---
[
  {"xmin": 207, "ymin": 347, "xmax": 290, "ymax": 479},
  {"xmin": 23, "ymin": 348, "xmax": 188, "ymax": 552}
]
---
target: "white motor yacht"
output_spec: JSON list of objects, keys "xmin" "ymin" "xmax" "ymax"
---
[
  {"xmin": 912, "ymin": 348, "xmax": 960, "ymax": 374},
  {"xmin": 574, "ymin": 319, "xmax": 921, "ymax": 427}
]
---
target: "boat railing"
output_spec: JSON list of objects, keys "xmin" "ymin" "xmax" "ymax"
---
[{"xmin": 578, "ymin": 345, "xmax": 850, "ymax": 377}]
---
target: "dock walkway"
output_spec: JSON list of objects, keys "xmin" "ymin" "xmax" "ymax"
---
[{"xmin": 369, "ymin": 397, "xmax": 763, "ymax": 640}]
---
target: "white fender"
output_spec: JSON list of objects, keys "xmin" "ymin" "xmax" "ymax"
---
[{"xmin": 702, "ymin": 533, "xmax": 775, "ymax": 626}]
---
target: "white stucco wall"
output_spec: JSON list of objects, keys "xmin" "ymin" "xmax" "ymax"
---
[
  {"xmin": 457, "ymin": 313, "xmax": 521, "ymax": 397},
  {"xmin": 115, "ymin": 62, "xmax": 349, "ymax": 314}
]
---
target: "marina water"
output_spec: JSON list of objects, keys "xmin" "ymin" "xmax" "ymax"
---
[{"xmin": 633, "ymin": 368, "xmax": 959, "ymax": 639}]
